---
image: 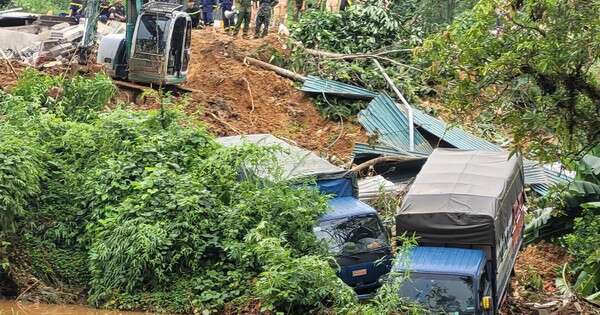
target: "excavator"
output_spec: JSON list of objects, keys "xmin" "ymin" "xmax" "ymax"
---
[{"xmin": 80, "ymin": 0, "xmax": 192, "ymax": 85}]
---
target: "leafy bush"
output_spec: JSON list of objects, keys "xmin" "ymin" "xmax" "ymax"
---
[
  {"xmin": 11, "ymin": 69, "xmax": 115, "ymax": 122},
  {"xmin": 4, "ymin": 70, "xmax": 419, "ymax": 313},
  {"xmin": 291, "ymin": 5, "xmax": 406, "ymax": 53},
  {"xmin": 9, "ymin": 0, "xmax": 69, "ymax": 13},
  {"xmin": 313, "ymin": 95, "xmax": 367, "ymax": 120},
  {"xmin": 0, "ymin": 127, "xmax": 44, "ymax": 231},
  {"xmin": 564, "ymin": 205, "xmax": 600, "ymax": 300}
]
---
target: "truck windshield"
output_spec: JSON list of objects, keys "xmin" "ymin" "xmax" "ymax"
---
[
  {"xmin": 135, "ymin": 15, "xmax": 169, "ymax": 55},
  {"xmin": 398, "ymin": 274, "xmax": 476, "ymax": 314},
  {"xmin": 314, "ymin": 215, "xmax": 388, "ymax": 256}
]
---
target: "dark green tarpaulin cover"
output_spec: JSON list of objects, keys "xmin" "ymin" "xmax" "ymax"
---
[{"xmin": 396, "ymin": 149, "xmax": 524, "ymax": 247}]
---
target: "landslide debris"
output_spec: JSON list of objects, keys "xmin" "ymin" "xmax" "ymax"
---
[{"xmin": 182, "ymin": 29, "xmax": 366, "ymax": 161}]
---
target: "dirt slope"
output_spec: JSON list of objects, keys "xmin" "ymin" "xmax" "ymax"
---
[{"xmin": 182, "ymin": 28, "xmax": 365, "ymax": 161}]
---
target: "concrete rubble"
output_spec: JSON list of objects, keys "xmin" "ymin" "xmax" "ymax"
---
[{"xmin": 0, "ymin": 8, "xmax": 124, "ymax": 66}]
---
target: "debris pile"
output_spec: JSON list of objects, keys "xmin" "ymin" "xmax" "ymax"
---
[
  {"xmin": 0, "ymin": 9, "xmax": 123, "ymax": 66},
  {"xmin": 182, "ymin": 29, "xmax": 367, "ymax": 160}
]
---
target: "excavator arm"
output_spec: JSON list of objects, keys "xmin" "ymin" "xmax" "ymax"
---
[{"xmin": 78, "ymin": 0, "xmax": 99, "ymax": 63}]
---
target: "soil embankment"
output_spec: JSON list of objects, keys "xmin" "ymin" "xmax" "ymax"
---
[{"xmin": 182, "ymin": 28, "xmax": 366, "ymax": 160}]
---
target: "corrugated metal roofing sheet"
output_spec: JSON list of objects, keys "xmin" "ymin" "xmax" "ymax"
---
[
  {"xmin": 357, "ymin": 175, "xmax": 407, "ymax": 201},
  {"xmin": 352, "ymin": 143, "xmax": 430, "ymax": 158},
  {"xmin": 300, "ymin": 75, "xmax": 378, "ymax": 100},
  {"xmin": 320, "ymin": 197, "xmax": 377, "ymax": 221},
  {"xmin": 357, "ymin": 94, "xmax": 433, "ymax": 155},
  {"xmin": 530, "ymin": 167, "xmax": 571, "ymax": 195},
  {"xmin": 296, "ymin": 76, "xmax": 572, "ymax": 196},
  {"xmin": 413, "ymin": 108, "xmax": 501, "ymax": 152},
  {"xmin": 524, "ymin": 160, "xmax": 547, "ymax": 185}
]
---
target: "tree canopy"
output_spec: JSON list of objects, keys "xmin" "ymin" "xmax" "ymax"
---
[{"xmin": 420, "ymin": 0, "xmax": 600, "ymax": 162}]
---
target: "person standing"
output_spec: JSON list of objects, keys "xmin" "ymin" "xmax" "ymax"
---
[
  {"xmin": 98, "ymin": 0, "xmax": 111, "ymax": 23},
  {"xmin": 201, "ymin": 0, "xmax": 216, "ymax": 26},
  {"xmin": 69, "ymin": 0, "xmax": 84, "ymax": 19},
  {"xmin": 254, "ymin": 0, "xmax": 277, "ymax": 38},
  {"xmin": 110, "ymin": 0, "xmax": 126, "ymax": 22},
  {"xmin": 233, "ymin": 0, "xmax": 252, "ymax": 37},
  {"xmin": 220, "ymin": 0, "xmax": 234, "ymax": 30}
]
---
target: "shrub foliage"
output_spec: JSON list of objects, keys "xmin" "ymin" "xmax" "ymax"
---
[{"xmin": 0, "ymin": 71, "xmax": 362, "ymax": 313}]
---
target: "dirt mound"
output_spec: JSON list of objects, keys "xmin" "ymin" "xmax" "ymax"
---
[
  {"xmin": 183, "ymin": 29, "xmax": 365, "ymax": 161},
  {"xmin": 0, "ymin": 61, "xmax": 26, "ymax": 91},
  {"xmin": 501, "ymin": 242, "xmax": 576, "ymax": 314}
]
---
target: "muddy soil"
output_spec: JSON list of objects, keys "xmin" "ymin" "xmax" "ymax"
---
[
  {"xmin": 0, "ymin": 300, "xmax": 149, "ymax": 315},
  {"xmin": 502, "ymin": 242, "xmax": 598, "ymax": 314},
  {"xmin": 181, "ymin": 28, "xmax": 366, "ymax": 161}
]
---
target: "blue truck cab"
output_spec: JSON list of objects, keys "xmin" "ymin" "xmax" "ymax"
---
[
  {"xmin": 394, "ymin": 149, "xmax": 526, "ymax": 314},
  {"xmin": 315, "ymin": 197, "xmax": 392, "ymax": 297},
  {"xmin": 394, "ymin": 247, "xmax": 491, "ymax": 314},
  {"xmin": 217, "ymin": 134, "xmax": 393, "ymax": 298}
]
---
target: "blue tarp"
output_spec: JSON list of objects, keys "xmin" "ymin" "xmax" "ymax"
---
[
  {"xmin": 316, "ymin": 178, "xmax": 354, "ymax": 198},
  {"xmin": 320, "ymin": 197, "xmax": 377, "ymax": 221}
]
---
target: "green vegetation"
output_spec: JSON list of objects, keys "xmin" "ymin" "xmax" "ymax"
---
[
  {"xmin": 0, "ymin": 70, "xmax": 423, "ymax": 313},
  {"xmin": 562, "ymin": 149, "xmax": 600, "ymax": 301},
  {"xmin": 419, "ymin": 0, "xmax": 600, "ymax": 163},
  {"xmin": 287, "ymin": 0, "xmax": 477, "ymax": 121},
  {"xmin": 289, "ymin": 0, "xmax": 600, "ymax": 304},
  {"xmin": 5, "ymin": 0, "xmax": 68, "ymax": 13},
  {"xmin": 564, "ymin": 205, "xmax": 600, "ymax": 301}
]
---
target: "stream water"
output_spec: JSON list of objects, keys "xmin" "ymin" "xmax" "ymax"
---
[{"xmin": 0, "ymin": 300, "xmax": 151, "ymax": 315}]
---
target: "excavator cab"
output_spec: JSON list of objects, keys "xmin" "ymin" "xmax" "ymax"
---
[
  {"xmin": 129, "ymin": 2, "xmax": 191, "ymax": 84},
  {"xmin": 97, "ymin": 1, "xmax": 191, "ymax": 85}
]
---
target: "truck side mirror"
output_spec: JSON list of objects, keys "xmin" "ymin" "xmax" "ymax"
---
[{"xmin": 481, "ymin": 296, "xmax": 492, "ymax": 311}]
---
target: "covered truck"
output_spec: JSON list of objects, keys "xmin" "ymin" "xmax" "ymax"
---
[
  {"xmin": 394, "ymin": 149, "xmax": 525, "ymax": 314},
  {"xmin": 217, "ymin": 134, "xmax": 392, "ymax": 297}
]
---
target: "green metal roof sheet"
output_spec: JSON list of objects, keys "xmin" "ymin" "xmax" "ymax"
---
[
  {"xmin": 300, "ymin": 75, "xmax": 378, "ymax": 100},
  {"xmin": 357, "ymin": 94, "xmax": 433, "ymax": 155},
  {"xmin": 412, "ymin": 108, "xmax": 501, "ymax": 152}
]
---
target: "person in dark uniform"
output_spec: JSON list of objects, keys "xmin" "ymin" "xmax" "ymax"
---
[
  {"xmin": 201, "ymin": 0, "xmax": 216, "ymax": 26},
  {"xmin": 233, "ymin": 0, "xmax": 252, "ymax": 36},
  {"xmin": 185, "ymin": 1, "xmax": 201, "ymax": 27},
  {"xmin": 69, "ymin": 0, "xmax": 84, "ymax": 19},
  {"xmin": 254, "ymin": 0, "xmax": 277, "ymax": 38},
  {"xmin": 220, "ymin": 0, "xmax": 234, "ymax": 30},
  {"xmin": 98, "ymin": 0, "xmax": 111, "ymax": 23}
]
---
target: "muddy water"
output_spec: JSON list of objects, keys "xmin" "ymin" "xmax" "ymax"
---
[{"xmin": 0, "ymin": 300, "xmax": 152, "ymax": 315}]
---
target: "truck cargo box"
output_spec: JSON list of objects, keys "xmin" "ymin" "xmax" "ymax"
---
[
  {"xmin": 396, "ymin": 149, "xmax": 524, "ymax": 247},
  {"xmin": 396, "ymin": 148, "xmax": 525, "ymax": 310}
]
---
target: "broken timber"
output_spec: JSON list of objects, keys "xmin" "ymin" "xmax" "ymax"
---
[
  {"xmin": 351, "ymin": 156, "xmax": 418, "ymax": 173},
  {"xmin": 243, "ymin": 57, "xmax": 306, "ymax": 82}
]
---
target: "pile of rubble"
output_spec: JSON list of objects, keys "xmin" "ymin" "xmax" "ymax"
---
[{"xmin": 0, "ymin": 8, "xmax": 124, "ymax": 66}]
